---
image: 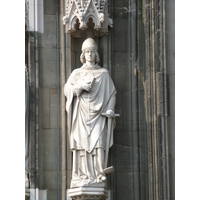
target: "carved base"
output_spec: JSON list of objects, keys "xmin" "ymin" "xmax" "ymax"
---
[
  {"xmin": 69, "ymin": 187, "xmax": 108, "ymax": 200},
  {"xmin": 71, "ymin": 178, "xmax": 106, "ymax": 188}
]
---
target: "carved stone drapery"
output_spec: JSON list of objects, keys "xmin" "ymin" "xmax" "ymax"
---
[{"xmin": 63, "ymin": 0, "xmax": 113, "ymax": 35}]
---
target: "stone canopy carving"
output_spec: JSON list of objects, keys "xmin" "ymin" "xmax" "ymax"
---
[{"xmin": 63, "ymin": 0, "xmax": 113, "ymax": 35}]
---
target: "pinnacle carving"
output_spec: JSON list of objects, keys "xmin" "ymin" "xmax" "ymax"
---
[{"xmin": 63, "ymin": 0, "xmax": 113, "ymax": 36}]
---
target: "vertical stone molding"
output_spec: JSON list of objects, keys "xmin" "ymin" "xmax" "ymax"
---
[
  {"xmin": 63, "ymin": 0, "xmax": 113, "ymax": 35},
  {"xmin": 143, "ymin": 0, "xmax": 170, "ymax": 199},
  {"xmin": 25, "ymin": 1, "xmax": 30, "ymax": 194}
]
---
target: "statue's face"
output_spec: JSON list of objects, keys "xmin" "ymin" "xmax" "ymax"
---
[{"xmin": 85, "ymin": 49, "xmax": 95, "ymax": 63}]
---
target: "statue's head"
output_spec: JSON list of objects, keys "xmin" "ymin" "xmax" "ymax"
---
[{"xmin": 80, "ymin": 38, "xmax": 100, "ymax": 64}]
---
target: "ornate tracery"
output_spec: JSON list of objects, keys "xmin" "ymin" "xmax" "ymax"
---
[{"xmin": 63, "ymin": 0, "xmax": 113, "ymax": 35}]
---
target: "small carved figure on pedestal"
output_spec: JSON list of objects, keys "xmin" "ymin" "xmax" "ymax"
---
[{"xmin": 64, "ymin": 38, "xmax": 117, "ymax": 190}]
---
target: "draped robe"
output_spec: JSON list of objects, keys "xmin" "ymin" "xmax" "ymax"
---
[
  {"xmin": 64, "ymin": 65, "xmax": 116, "ymax": 186},
  {"xmin": 64, "ymin": 65, "xmax": 116, "ymax": 152}
]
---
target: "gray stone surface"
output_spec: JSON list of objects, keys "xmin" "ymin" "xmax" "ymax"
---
[
  {"xmin": 43, "ymin": 170, "xmax": 59, "ymax": 189},
  {"xmin": 168, "ymin": 74, "xmax": 175, "ymax": 117},
  {"xmin": 166, "ymin": 0, "xmax": 175, "ymax": 199},
  {"xmin": 114, "ymin": 131, "xmax": 133, "ymax": 146},
  {"xmin": 47, "ymin": 190, "xmax": 60, "ymax": 200},
  {"xmin": 112, "ymin": 21, "xmax": 129, "ymax": 52},
  {"xmin": 44, "ymin": 0, "xmax": 59, "ymax": 15},
  {"xmin": 49, "ymin": 88, "xmax": 59, "ymax": 128},
  {"xmin": 39, "ymin": 48, "xmax": 59, "ymax": 87},
  {"xmin": 42, "ymin": 129, "xmax": 60, "ymax": 171},
  {"xmin": 114, "ymin": 52, "xmax": 130, "ymax": 91},
  {"xmin": 41, "ymin": 87, "xmax": 50, "ymax": 128},
  {"xmin": 40, "ymin": 15, "xmax": 58, "ymax": 48},
  {"xmin": 115, "ymin": 172, "xmax": 134, "ymax": 199},
  {"xmin": 36, "ymin": 2, "xmax": 61, "ymax": 198},
  {"xmin": 114, "ymin": 144, "xmax": 133, "ymax": 172}
]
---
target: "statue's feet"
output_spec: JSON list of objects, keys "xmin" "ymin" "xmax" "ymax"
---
[
  {"xmin": 100, "ymin": 175, "xmax": 107, "ymax": 182},
  {"xmin": 81, "ymin": 175, "xmax": 88, "ymax": 180},
  {"xmin": 89, "ymin": 176, "xmax": 95, "ymax": 182}
]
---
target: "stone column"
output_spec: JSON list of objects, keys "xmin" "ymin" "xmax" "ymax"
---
[{"xmin": 143, "ymin": 0, "xmax": 170, "ymax": 199}]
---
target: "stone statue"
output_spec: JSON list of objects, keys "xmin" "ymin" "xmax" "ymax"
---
[{"xmin": 64, "ymin": 38, "xmax": 117, "ymax": 188}]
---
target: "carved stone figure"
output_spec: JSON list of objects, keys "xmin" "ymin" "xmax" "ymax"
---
[{"xmin": 64, "ymin": 38, "xmax": 116, "ymax": 188}]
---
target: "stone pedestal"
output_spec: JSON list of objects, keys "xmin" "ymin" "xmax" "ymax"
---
[{"xmin": 68, "ymin": 187, "xmax": 108, "ymax": 200}]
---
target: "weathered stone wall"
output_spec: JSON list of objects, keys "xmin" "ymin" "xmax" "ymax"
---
[
  {"xmin": 38, "ymin": 0, "xmax": 62, "ymax": 199},
  {"xmin": 110, "ymin": 0, "xmax": 148, "ymax": 199},
  {"xmin": 142, "ymin": 0, "xmax": 175, "ymax": 199}
]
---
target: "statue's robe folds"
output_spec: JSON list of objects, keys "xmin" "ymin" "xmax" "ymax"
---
[{"xmin": 64, "ymin": 65, "xmax": 116, "ymax": 185}]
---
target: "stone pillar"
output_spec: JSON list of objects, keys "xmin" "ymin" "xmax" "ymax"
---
[
  {"xmin": 143, "ymin": 0, "xmax": 170, "ymax": 199},
  {"xmin": 60, "ymin": 2, "xmax": 67, "ymax": 200}
]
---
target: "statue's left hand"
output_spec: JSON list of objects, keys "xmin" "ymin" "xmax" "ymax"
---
[{"xmin": 106, "ymin": 110, "xmax": 115, "ymax": 118}]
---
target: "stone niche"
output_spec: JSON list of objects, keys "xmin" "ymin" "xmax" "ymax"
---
[{"xmin": 63, "ymin": 1, "xmax": 115, "ymax": 200}]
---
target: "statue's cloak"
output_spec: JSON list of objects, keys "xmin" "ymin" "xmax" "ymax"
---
[{"xmin": 64, "ymin": 65, "xmax": 116, "ymax": 153}]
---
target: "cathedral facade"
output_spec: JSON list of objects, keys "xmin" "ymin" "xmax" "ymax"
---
[{"xmin": 25, "ymin": 0, "xmax": 175, "ymax": 199}]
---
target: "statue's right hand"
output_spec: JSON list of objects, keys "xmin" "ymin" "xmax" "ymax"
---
[
  {"xmin": 76, "ymin": 87, "xmax": 82, "ymax": 96},
  {"xmin": 75, "ymin": 82, "xmax": 92, "ymax": 97},
  {"xmin": 83, "ymin": 83, "xmax": 92, "ymax": 92},
  {"xmin": 74, "ymin": 84, "xmax": 83, "ymax": 97}
]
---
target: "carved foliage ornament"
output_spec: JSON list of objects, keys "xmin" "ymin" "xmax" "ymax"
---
[{"xmin": 63, "ymin": 0, "xmax": 113, "ymax": 35}]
